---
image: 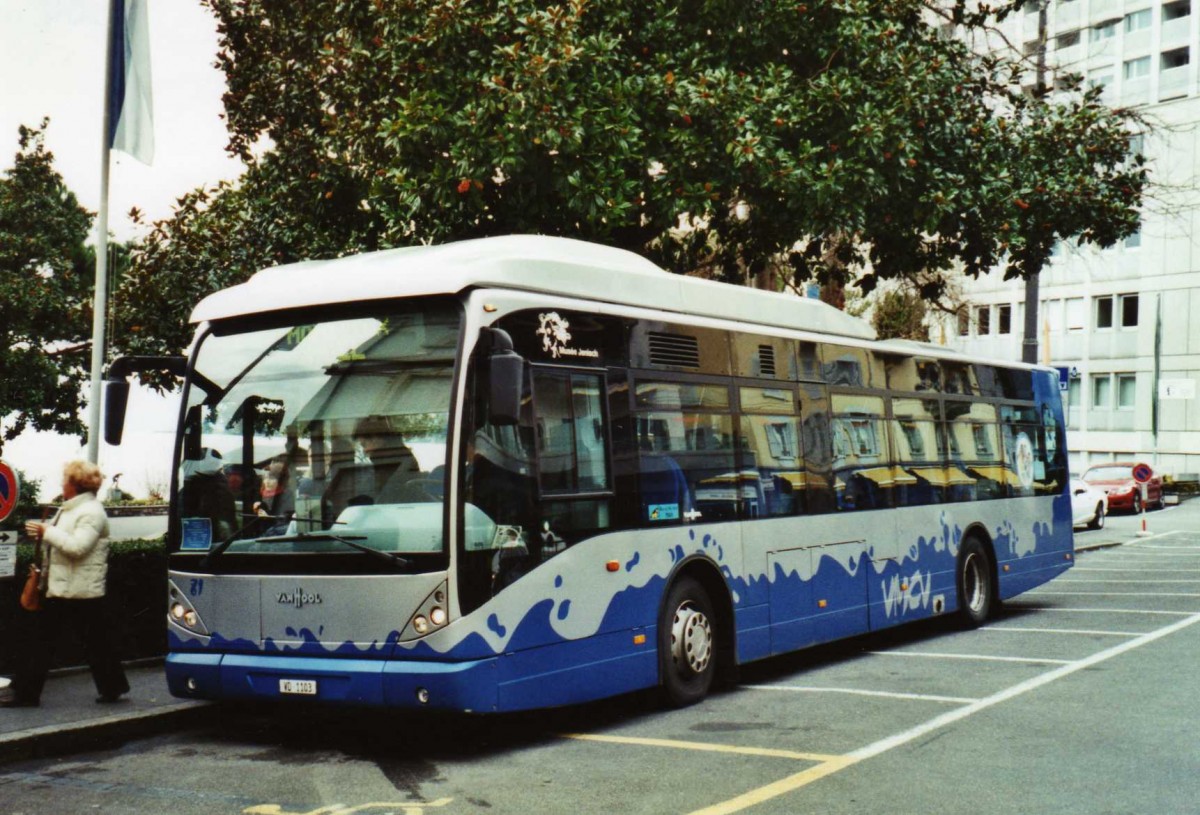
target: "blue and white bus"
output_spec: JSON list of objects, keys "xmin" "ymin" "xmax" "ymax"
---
[{"xmin": 107, "ymin": 236, "xmax": 1074, "ymax": 712}]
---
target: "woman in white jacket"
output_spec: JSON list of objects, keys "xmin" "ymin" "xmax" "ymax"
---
[{"xmin": 3, "ymin": 461, "xmax": 129, "ymax": 707}]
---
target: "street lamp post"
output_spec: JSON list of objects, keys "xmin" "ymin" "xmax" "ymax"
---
[{"xmin": 1022, "ymin": 0, "xmax": 1049, "ymax": 365}]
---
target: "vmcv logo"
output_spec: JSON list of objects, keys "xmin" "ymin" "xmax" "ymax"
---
[{"xmin": 277, "ymin": 589, "xmax": 322, "ymax": 608}]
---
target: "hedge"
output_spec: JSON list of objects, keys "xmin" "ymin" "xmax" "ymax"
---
[{"xmin": 0, "ymin": 538, "xmax": 167, "ymax": 674}]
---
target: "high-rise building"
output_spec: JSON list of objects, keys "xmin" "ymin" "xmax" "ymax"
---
[{"xmin": 942, "ymin": 0, "xmax": 1200, "ymax": 479}]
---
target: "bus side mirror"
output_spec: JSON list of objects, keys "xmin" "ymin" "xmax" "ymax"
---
[
  {"xmin": 485, "ymin": 328, "xmax": 523, "ymax": 426},
  {"xmin": 104, "ymin": 380, "xmax": 131, "ymax": 446},
  {"xmin": 103, "ymin": 355, "xmax": 189, "ymax": 446}
]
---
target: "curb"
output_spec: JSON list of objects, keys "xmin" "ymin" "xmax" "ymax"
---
[{"xmin": 0, "ymin": 700, "xmax": 211, "ymax": 765}]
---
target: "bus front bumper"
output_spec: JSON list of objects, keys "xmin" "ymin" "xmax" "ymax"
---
[{"xmin": 166, "ymin": 652, "xmax": 499, "ymax": 713}]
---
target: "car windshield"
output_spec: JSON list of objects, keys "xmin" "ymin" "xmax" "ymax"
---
[
  {"xmin": 1084, "ymin": 466, "xmax": 1133, "ymax": 482},
  {"xmin": 175, "ymin": 303, "xmax": 461, "ymax": 559}
]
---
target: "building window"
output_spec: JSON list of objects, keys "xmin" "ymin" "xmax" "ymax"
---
[
  {"xmin": 1056, "ymin": 31, "xmax": 1081, "ymax": 49},
  {"xmin": 1124, "ymin": 57, "xmax": 1151, "ymax": 80},
  {"xmin": 997, "ymin": 304, "xmax": 1012, "ymax": 335},
  {"xmin": 1096, "ymin": 296, "xmax": 1114, "ymax": 329},
  {"xmin": 1089, "ymin": 20, "xmax": 1118, "ymax": 42},
  {"xmin": 976, "ymin": 305, "xmax": 991, "ymax": 335},
  {"xmin": 1067, "ymin": 377, "xmax": 1082, "ymax": 411},
  {"xmin": 957, "ymin": 309, "xmax": 970, "ymax": 336},
  {"xmin": 1125, "ymin": 9, "xmax": 1153, "ymax": 32},
  {"xmin": 1044, "ymin": 299, "xmax": 1064, "ymax": 334},
  {"xmin": 1092, "ymin": 374, "xmax": 1112, "ymax": 409},
  {"xmin": 1129, "ymin": 134, "xmax": 1145, "ymax": 157},
  {"xmin": 1088, "ymin": 72, "xmax": 1114, "ymax": 92},
  {"xmin": 1125, "ymin": 226, "xmax": 1142, "ymax": 249},
  {"xmin": 1066, "ymin": 298, "xmax": 1084, "ymax": 332},
  {"xmin": 1162, "ymin": 48, "xmax": 1190, "ymax": 69},
  {"xmin": 1164, "ymin": 1, "xmax": 1191, "ymax": 22},
  {"xmin": 1117, "ymin": 374, "xmax": 1137, "ymax": 410},
  {"xmin": 1121, "ymin": 294, "xmax": 1139, "ymax": 327}
]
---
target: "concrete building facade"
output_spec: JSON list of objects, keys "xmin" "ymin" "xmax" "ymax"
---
[{"xmin": 942, "ymin": 0, "xmax": 1200, "ymax": 479}]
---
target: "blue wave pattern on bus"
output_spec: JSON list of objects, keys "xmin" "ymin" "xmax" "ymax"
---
[{"xmin": 168, "ymin": 496, "xmax": 1071, "ymax": 668}]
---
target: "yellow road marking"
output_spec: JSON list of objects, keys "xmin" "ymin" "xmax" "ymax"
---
[
  {"xmin": 686, "ymin": 756, "xmax": 859, "ymax": 815},
  {"xmin": 244, "ymin": 800, "xmax": 453, "ymax": 815},
  {"xmin": 562, "ymin": 733, "xmax": 840, "ymax": 763}
]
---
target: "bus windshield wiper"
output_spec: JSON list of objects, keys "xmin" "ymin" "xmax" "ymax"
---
[
  {"xmin": 201, "ymin": 514, "xmax": 345, "ymax": 567},
  {"xmin": 254, "ymin": 531, "xmax": 411, "ymax": 568}
]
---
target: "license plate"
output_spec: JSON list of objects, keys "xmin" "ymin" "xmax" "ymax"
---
[{"xmin": 279, "ymin": 678, "xmax": 317, "ymax": 695}]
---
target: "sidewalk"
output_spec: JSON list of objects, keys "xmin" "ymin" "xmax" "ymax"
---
[{"xmin": 0, "ymin": 662, "xmax": 209, "ymax": 763}]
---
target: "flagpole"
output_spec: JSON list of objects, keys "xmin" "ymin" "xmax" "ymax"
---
[{"xmin": 87, "ymin": 0, "xmax": 118, "ymax": 465}]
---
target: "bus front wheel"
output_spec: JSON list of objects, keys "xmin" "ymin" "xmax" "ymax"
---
[
  {"xmin": 956, "ymin": 537, "xmax": 995, "ymax": 628},
  {"xmin": 660, "ymin": 576, "xmax": 716, "ymax": 707}
]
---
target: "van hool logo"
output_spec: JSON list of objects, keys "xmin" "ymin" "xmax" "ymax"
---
[
  {"xmin": 536, "ymin": 311, "xmax": 598, "ymax": 359},
  {"xmin": 277, "ymin": 588, "xmax": 322, "ymax": 608}
]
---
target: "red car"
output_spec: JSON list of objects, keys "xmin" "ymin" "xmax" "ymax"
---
[{"xmin": 1081, "ymin": 462, "xmax": 1164, "ymax": 513}]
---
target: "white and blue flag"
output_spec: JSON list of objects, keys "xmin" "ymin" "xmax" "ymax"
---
[{"xmin": 108, "ymin": 0, "xmax": 154, "ymax": 164}]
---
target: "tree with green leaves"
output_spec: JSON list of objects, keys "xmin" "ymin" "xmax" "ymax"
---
[
  {"xmin": 0, "ymin": 121, "xmax": 96, "ymax": 453},
  {"xmin": 871, "ymin": 287, "xmax": 931, "ymax": 342},
  {"xmin": 116, "ymin": 0, "xmax": 1146, "ymax": 359}
]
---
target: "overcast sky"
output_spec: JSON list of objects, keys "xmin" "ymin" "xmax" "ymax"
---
[
  {"xmin": 2, "ymin": 0, "xmax": 243, "ymax": 499},
  {"xmin": 1, "ymin": 0, "xmax": 243, "ymax": 242}
]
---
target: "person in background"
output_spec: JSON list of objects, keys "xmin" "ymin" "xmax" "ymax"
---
[{"xmin": 2, "ymin": 460, "xmax": 130, "ymax": 707}]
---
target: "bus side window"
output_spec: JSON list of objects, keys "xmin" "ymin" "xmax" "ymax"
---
[
  {"xmin": 739, "ymin": 386, "xmax": 804, "ymax": 516},
  {"xmin": 945, "ymin": 401, "xmax": 1003, "ymax": 501},
  {"xmin": 830, "ymin": 394, "xmax": 891, "ymax": 511},
  {"xmin": 635, "ymin": 379, "xmax": 735, "ymax": 523},
  {"xmin": 530, "ymin": 368, "xmax": 612, "ymax": 553}
]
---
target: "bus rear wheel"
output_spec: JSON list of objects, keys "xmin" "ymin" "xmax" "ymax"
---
[
  {"xmin": 660, "ymin": 576, "xmax": 716, "ymax": 707},
  {"xmin": 956, "ymin": 537, "xmax": 995, "ymax": 628}
]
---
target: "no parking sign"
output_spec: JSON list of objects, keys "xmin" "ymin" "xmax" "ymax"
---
[
  {"xmin": 0, "ymin": 460, "xmax": 18, "ymax": 523},
  {"xmin": 1132, "ymin": 462, "xmax": 1153, "ymax": 484}
]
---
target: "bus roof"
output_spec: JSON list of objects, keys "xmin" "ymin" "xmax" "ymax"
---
[{"xmin": 190, "ymin": 235, "xmax": 877, "ymax": 342}]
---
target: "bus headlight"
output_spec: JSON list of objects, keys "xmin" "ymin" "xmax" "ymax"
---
[
  {"xmin": 401, "ymin": 581, "xmax": 451, "ymax": 641},
  {"xmin": 167, "ymin": 580, "xmax": 210, "ymax": 635}
]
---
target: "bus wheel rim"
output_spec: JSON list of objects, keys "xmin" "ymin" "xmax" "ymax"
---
[
  {"xmin": 964, "ymin": 552, "xmax": 985, "ymax": 614},
  {"xmin": 671, "ymin": 602, "xmax": 712, "ymax": 675}
]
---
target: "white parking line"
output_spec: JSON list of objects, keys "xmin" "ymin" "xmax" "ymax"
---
[
  {"xmin": 1020, "ymin": 607, "xmax": 1196, "ymax": 615},
  {"xmin": 690, "ymin": 610, "xmax": 1200, "ymax": 814},
  {"xmin": 743, "ymin": 685, "xmax": 978, "ymax": 705},
  {"xmin": 866, "ymin": 651, "xmax": 1071, "ymax": 665},
  {"xmin": 845, "ymin": 610, "xmax": 1200, "ymax": 763},
  {"xmin": 1060, "ymin": 579, "xmax": 1200, "ymax": 583},
  {"xmin": 983, "ymin": 626, "xmax": 1143, "ymax": 637},
  {"xmin": 1033, "ymin": 590, "xmax": 1200, "ymax": 597},
  {"xmin": 1122, "ymin": 546, "xmax": 1200, "ymax": 552},
  {"xmin": 1075, "ymin": 568, "xmax": 1200, "ymax": 573}
]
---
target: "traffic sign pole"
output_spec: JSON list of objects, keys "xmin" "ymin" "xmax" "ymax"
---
[{"xmin": 1133, "ymin": 462, "xmax": 1153, "ymax": 538}]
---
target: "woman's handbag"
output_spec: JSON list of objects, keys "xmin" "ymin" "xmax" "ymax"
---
[
  {"xmin": 19, "ymin": 563, "xmax": 41, "ymax": 611},
  {"xmin": 18, "ymin": 509, "xmax": 50, "ymax": 612}
]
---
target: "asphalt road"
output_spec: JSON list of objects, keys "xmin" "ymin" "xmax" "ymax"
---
[{"xmin": 3, "ymin": 500, "xmax": 1198, "ymax": 815}]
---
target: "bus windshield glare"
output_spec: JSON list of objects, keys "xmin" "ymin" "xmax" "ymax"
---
[{"xmin": 175, "ymin": 304, "xmax": 461, "ymax": 561}]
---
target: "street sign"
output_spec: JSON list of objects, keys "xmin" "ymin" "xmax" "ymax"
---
[
  {"xmin": 0, "ymin": 543, "xmax": 14, "ymax": 579},
  {"xmin": 0, "ymin": 531, "xmax": 14, "ymax": 544},
  {"xmin": 1132, "ymin": 462, "xmax": 1154, "ymax": 484},
  {"xmin": 0, "ymin": 460, "xmax": 18, "ymax": 523},
  {"xmin": 1055, "ymin": 367, "xmax": 1070, "ymax": 392}
]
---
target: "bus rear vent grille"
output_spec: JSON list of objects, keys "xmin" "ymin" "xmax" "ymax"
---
[
  {"xmin": 758, "ymin": 345, "xmax": 777, "ymax": 378},
  {"xmin": 648, "ymin": 332, "xmax": 701, "ymax": 369}
]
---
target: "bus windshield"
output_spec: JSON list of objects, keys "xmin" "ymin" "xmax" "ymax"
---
[{"xmin": 175, "ymin": 303, "xmax": 461, "ymax": 561}]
